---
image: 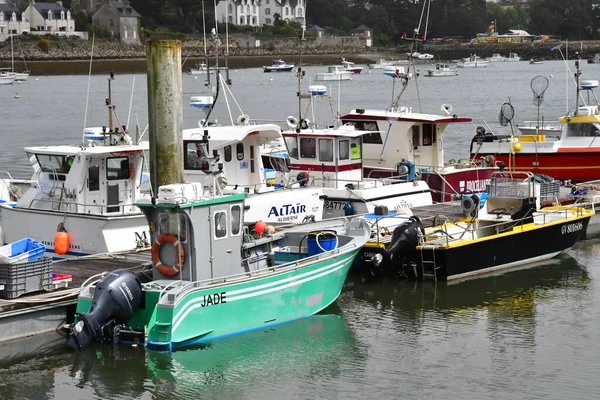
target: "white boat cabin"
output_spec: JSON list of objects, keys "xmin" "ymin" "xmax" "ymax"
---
[
  {"xmin": 281, "ymin": 125, "xmax": 366, "ymax": 187},
  {"xmin": 182, "ymin": 123, "xmax": 325, "ymax": 224},
  {"xmin": 16, "ymin": 139, "xmax": 147, "ymax": 216},
  {"xmin": 340, "ymin": 108, "xmax": 473, "ymax": 174}
]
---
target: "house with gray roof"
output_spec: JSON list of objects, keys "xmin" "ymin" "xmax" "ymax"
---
[
  {"xmin": 92, "ymin": 1, "xmax": 140, "ymax": 44},
  {"xmin": 306, "ymin": 24, "xmax": 324, "ymax": 38},
  {"xmin": 354, "ymin": 24, "xmax": 372, "ymax": 47},
  {"xmin": 0, "ymin": 3, "xmax": 30, "ymax": 40},
  {"xmin": 24, "ymin": 0, "xmax": 74, "ymax": 33}
]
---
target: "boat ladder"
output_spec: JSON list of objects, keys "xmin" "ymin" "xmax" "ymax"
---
[{"xmin": 419, "ymin": 242, "xmax": 444, "ymax": 282}]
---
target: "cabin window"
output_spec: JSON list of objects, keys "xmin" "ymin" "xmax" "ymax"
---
[
  {"xmin": 566, "ymin": 123, "xmax": 600, "ymax": 137},
  {"xmin": 412, "ymin": 126, "xmax": 420, "ymax": 148},
  {"xmin": 339, "ymin": 140, "xmax": 349, "ymax": 160},
  {"xmin": 231, "ymin": 205, "xmax": 241, "ymax": 236},
  {"xmin": 319, "ymin": 139, "xmax": 333, "ymax": 162},
  {"xmin": 300, "ymin": 137, "xmax": 316, "ymax": 158},
  {"xmin": 214, "ymin": 211, "xmax": 227, "ymax": 239},
  {"xmin": 250, "ymin": 145, "xmax": 255, "ymax": 173},
  {"xmin": 422, "ymin": 124, "xmax": 435, "ymax": 146},
  {"xmin": 88, "ymin": 165, "xmax": 100, "ymax": 191},
  {"xmin": 184, "ymin": 141, "xmax": 208, "ymax": 170},
  {"xmin": 35, "ymin": 154, "xmax": 74, "ymax": 179},
  {"xmin": 158, "ymin": 213, "xmax": 187, "ymax": 242},
  {"xmin": 236, "ymin": 143, "xmax": 245, "ymax": 160},
  {"xmin": 224, "ymin": 145, "xmax": 232, "ymax": 162},
  {"xmin": 107, "ymin": 156, "xmax": 130, "ymax": 180},
  {"xmin": 344, "ymin": 121, "xmax": 381, "ymax": 144},
  {"xmin": 284, "ymin": 136, "xmax": 298, "ymax": 158}
]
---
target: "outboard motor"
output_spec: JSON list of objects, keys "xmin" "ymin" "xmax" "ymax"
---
[
  {"xmin": 67, "ymin": 270, "xmax": 142, "ymax": 350},
  {"xmin": 371, "ymin": 216, "xmax": 424, "ymax": 277}
]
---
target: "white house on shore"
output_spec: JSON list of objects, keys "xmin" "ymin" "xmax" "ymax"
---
[
  {"xmin": 0, "ymin": 2, "xmax": 30, "ymax": 41},
  {"xmin": 216, "ymin": 0, "xmax": 261, "ymax": 27},
  {"xmin": 259, "ymin": 0, "xmax": 305, "ymax": 27},
  {"xmin": 24, "ymin": 0, "xmax": 75, "ymax": 34}
]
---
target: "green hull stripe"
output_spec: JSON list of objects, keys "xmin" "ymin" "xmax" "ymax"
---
[
  {"xmin": 171, "ymin": 252, "xmax": 355, "ymax": 333},
  {"xmin": 172, "ymin": 249, "xmax": 354, "ymax": 322}
]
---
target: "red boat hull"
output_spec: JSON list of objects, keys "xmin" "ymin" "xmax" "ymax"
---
[{"xmin": 473, "ymin": 151, "xmax": 600, "ymax": 183}]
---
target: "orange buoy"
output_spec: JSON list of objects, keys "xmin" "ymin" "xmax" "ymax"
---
[{"xmin": 55, "ymin": 231, "xmax": 70, "ymax": 255}]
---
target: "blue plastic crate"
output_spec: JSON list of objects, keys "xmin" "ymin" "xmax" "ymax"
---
[{"xmin": 0, "ymin": 238, "xmax": 46, "ymax": 264}]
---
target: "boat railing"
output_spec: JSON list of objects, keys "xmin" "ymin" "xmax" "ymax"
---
[
  {"xmin": 77, "ymin": 272, "xmax": 109, "ymax": 296},
  {"xmin": 25, "ymin": 197, "xmax": 142, "ymax": 216},
  {"xmin": 159, "ymin": 241, "xmax": 358, "ymax": 306}
]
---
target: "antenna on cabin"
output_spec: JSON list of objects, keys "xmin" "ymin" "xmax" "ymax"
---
[{"xmin": 202, "ymin": 14, "xmax": 222, "ymax": 127}]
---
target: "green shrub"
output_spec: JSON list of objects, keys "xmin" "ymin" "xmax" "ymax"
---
[{"xmin": 37, "ymin": 38, "xmax": 49, "ymax": 53}]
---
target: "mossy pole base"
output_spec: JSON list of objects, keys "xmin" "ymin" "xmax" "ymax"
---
[{"xmin": 147, "ymin": 40, "xmax": 184, "ymax": 197}]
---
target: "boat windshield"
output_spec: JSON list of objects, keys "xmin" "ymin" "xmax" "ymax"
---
[
  {"xmin": 565, "ymin": 122, "xmax": 600, "ymax": 138},
  {"xmin": 36, "ymin": 154, "xmax": 74, "ymax": 175}
]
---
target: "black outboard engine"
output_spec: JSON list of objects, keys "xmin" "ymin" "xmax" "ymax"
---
[
  {"xmin": 371, "ymin": 216, "xmax": 424, "ymax": 277},
  {"xmin": 67, "ymin": 269, "xmax": 142, "ymax": 350}
]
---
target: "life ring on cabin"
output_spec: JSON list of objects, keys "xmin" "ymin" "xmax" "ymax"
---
[{"xmin": 151, "ymin": 233, "xmax": 185, "ymax": 277}]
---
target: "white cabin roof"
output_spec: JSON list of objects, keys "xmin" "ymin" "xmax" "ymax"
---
[
  {"xmin": 282, "ymin": 125, "xmax": 381, "ymax": 138},
  {"xmin": 183, "ymin": 123, "xmax": 282, "ymax": 148},
  {"xmin": 24, "ymin": 142, "xmax": 147, "ymax": 156},
  {"xmin": 342, "ymin": 109, "xmax": 472, "ymax": 123}
]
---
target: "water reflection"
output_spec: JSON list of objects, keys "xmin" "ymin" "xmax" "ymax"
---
[
  {"xmin": 339, "ymin": 255, "xmax": 591, "ymax": 397},
  {"xmin": 61, "ymin": 307, "xmax": 362, "ymax": 399}
]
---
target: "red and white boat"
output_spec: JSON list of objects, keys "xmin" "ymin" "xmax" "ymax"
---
[
  {"xmin": 335, "ymin": 70, "xmax": 496, "ymax": 202},
  {"xmin": 339, "ymin": 106, "xmax": 496, "ymax": 202},
  {"xmin": 469, "ymin": 59, "xmax": 600, "ymax": 184},
  {"xmin": 341, "ymin": 58, "xmax": 363, "ymax": 74}
]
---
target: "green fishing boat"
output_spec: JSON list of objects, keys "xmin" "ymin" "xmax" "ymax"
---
[{"xmin": 67, "ymin": 181, "xmax": 369, "ymax": 351}]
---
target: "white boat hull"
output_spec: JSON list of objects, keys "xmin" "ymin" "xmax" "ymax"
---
[
  {"xmin": 0, "ymin": 205, "xmax": 150, "ymax": 258},
  {"xmin": 13, "ymin": 72, "xmax": 29, "ymax": 81},
  {"xmin": 426, "ymin": 69, "xmax": 458, "ymax": 77},
  {"xmin": 0, "ymin": 75, "xmax": 15, "ymax": 85},
  {"xmin": 314, "ymin": 73, "xmax": 352, "ymax": 81},
  {"xmin": 457, "ymin": 61, "xmax": 489, "ymax": 68}
]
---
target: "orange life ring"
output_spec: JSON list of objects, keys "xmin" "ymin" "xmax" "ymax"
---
[{"xmin": 151, "ymin": 233, "xmax": 184, "ymax": 276}]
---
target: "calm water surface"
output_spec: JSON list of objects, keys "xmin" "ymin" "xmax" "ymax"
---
[{"xmin": 1, "ymin": 60, "xmax": 600, "ymax": 399}]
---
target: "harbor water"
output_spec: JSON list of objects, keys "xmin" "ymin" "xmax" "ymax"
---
[{"xmin": 2, "ymin": 60, "xmax": 600, "ymax": 399}]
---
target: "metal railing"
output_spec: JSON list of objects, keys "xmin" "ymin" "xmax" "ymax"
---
[{"xmin": 26, "ymin": 197, "xmax": 142, "ymax": 216}]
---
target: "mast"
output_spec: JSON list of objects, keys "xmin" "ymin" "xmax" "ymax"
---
[
  {"xmin": 10, "ymin": 34, "xmax": 14, "ymax": 73},
  {"xmin": 575, "ymin": 52, "xmax": 581, "ymax": 116}
]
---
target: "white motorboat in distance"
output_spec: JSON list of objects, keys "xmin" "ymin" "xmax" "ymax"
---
[
  {"xmin": 457, "ymin": 54, "xmax": 490, "ymax": 68},
  {"xmin": 263, "ymin": 59, "xmax": 295, "ymax": 72},
  {"xmin": 425, "ymin": 63, "xmax": 458, "ymax": 77},
  {"xmin": 0, "ymin": 69, "xmax": 15, "ymax": 85},
  {"xmin": 341, "ymin": 58, "xmax": 363, "ymax": 74},
  {"xmin": 314, "ymin": 65, "xmax": 353, "ymax": 81},
  {"xmin": 187, "ymin": 62, "xmax": 209, "ymax": 75},
  {"xmin": 507, "ymin": 53, "xmax": 521, "ymax": 62}
]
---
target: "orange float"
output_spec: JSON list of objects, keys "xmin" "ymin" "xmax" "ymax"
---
[
  {"xmin": 55, "ymin": 231, "xmax": 70, "ymax": 255},
  {"xmin": 151, "ymin": 233, "xmax": 184, "ymax": 276}
]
